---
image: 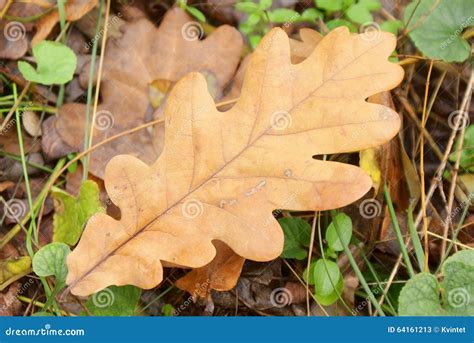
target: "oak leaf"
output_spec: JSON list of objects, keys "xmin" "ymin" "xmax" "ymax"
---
[
  {"xmin": 43, "ymin": 8, "xmax": 243, "ymax": 178},
  {"xmin": 176, "ymin": 29, "xmax": 322, "ymax": 297},
  {"xmin": 66, "ymin": 27, "xmax": 404, "ymax": 296},
  {"xmin": 32, "ymin": 0, "xmax": 98, "ymax": 44}
]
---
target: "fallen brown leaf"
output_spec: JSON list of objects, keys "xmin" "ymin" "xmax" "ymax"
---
[
  {"xmin": 175, "ymin": 241, "xmax": 245, "ymax": 300},
  {"xmin": 43, "ymin": 8, "xmax": 243, "ymax": 178},
  {"xmin": 32, "ymin": 0, "xmax": 98, "ymax": 44},
  {"xmin": 66, "ymin": 26, "xmax": 403, "ymax": 296},
  {"xmin": 177, "ymin": 29, "xmax": 322, "ymax": 298}
]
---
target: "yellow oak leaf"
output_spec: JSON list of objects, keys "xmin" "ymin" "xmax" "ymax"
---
[{"xmin": 66, "ymin": 27, "xmax": 404, "ymax": 296}]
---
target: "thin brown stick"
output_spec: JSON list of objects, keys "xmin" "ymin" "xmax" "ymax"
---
[
  {"xmin": 0, "ymin": 83, "xmax": 30, "ymax": 132},
  {"xmin": 305, "ymin": 213, "xmax": 318, "ymax": 316},
  {"xmin": 420, "ymin": 60, "xmax": 434, "ymax": 272},
  {"xmin": 85, "ymin": 0, "xmax": 112, "ymax": 174},
  {"xmin": 441, "ymin": 81, "xmax": 472, "ymax": 257}
]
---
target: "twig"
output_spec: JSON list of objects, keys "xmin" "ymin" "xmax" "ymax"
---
[
  {"xmin": 85, "ymin": 0, "xmax": 112, "ymax": 174},
  {"xmin": 420, "ymin": 60, "xmax": 434, "ymax": 271}
]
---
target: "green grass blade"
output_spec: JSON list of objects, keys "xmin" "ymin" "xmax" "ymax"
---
[
  {"xmin": 383, "ymin": 184, "xmax": 415, "ymax": 278},
  {"xmin": 330, "ymin": 210, "xmax": 385, "ymax": 316},
  {"xmin": 407, "ymin": 204, "xmax": 424, "ymax": 271}
]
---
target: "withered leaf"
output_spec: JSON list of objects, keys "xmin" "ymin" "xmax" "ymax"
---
[
  {"xmin": 43, "ymin": 8, "xmax": 243, "ymax": 178},
  {"xmin": 175, "ymin": 241, "xmax": 245, "ymax": 299},
  {"xmin": 66, "ymin": 27, "xmax": 404, "ymax": 296},
  {"xmin": 177, "ymin": 29, "xmax": 321, "ymax": 297},
  {"xmin": 32, "ymin": 0, "xmax": 98, "ymax": 44}
]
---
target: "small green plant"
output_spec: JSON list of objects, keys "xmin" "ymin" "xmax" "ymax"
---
[
  {"xmin": 32, "ymin": 242, "xmax": 70, "ymax": 312},
  {"xmin": 18, "ymin": 41, "xmax": 77, "ymax": 85},
  {"xmin": 85, "ymin": 286, "xmax": 142, "ymax": 316},
  {"xmin": 279, "ymin": 213, "xmax": 352, "ymax": 305},
  {"xmin": 404, "ymin": 0, "xmax": 473, "ymax": 62},
  {"xmin": 399, "ymin": 250, "xmax": 474, "ymax": 316},
  {"xmin": 299, "ymin": 213, "xmax": 353, "ymax": 306},
  {"xmin": 161, "ymin": 304, "xmax": 176, "ymax": 316},
  {"xmin": 315, "ymin": 0, "xmax": 402, "ymax": 33},
  {"xmin": 278, "ymin": 217, "xmax": 312, "ymax": 260},
  {"xmin": 235, "ymin": 0, "xmax": 322, "ymax": 48},
  {"xmin": 178, "ymin": 0, "xmax": 206, "ymax": 22},
  {"xmin": 52, "ymin": 180, "xmax": 105, "ymax": 246}
]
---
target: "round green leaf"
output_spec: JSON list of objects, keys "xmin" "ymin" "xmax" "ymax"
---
[
  {"xmin": 32, "ymin": 242, "xmax": 70, "ymax": 284},
  {"xmin": 404, "ymin": 0, "xmax": 474, "ymax": 62},
  {"xmin": 279, "ymin": 217, "xmax": 312, "ymax": 260},
  {"xmin": 326, "ymin": 18, "xmax": 358, "ymax": 32},
  {"xmin": 268, "ymin": 9, "xmax": 300, "ymax": 24},
  {"xmin": 315, "ymin": 277, "xmax": 344, "ymax": 306},
  {"xmin": 346, "ymin": 3, "xmax": 373, "ymax": 24},
  {"xmin": 313, "ymin": 259, "xmax": 343, "ymax": 297},
  {"xmin": 235, "ymin": 2, "xmax": 260, "ymax": 13},
  {"xmin": 325, "ymin": 212, "xmax": 352, "ymax": 251},
  {"xmin": 18, "ymin": 41, "xmax": 77, "ymax": 85},
  {"xmin": 316, "ymin": 0, "xmax": 346, "ymax": 12},
  {"xmin": 300, "ymin": 8, "xmax": 323, "ymax": 22},
  {"xmin": 399, "ymin": 250, "xmax": 474, "ymax": 316}
]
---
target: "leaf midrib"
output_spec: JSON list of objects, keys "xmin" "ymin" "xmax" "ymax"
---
[{"xmin": 69, "ymin": 34, "xmax": 389, "ymax": 290}]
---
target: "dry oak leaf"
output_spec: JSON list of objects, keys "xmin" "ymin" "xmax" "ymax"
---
[
  {"xmin": 32, "ymin": 0, "xmax": 98, "ymax": 45},
  {"xmin": 66, "ymin": 26, "xmax": 404, "ymax": 296},
  {"xmin": 176, "ymin": 28, "xmax": 322, "ymax": 297},
  {"xmin": 175, "ymin": 241, "xmax": 245, "ymax": 300},
  {"xmin": 43, "ymin": 8, "xmax": 243, "ymax": 178}
]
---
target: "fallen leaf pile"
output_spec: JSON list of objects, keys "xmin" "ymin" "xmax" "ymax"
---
[
  {"xmin": 43, "ymin": 8, "xmax": 243, "ymax": 178},
  {"xmin": 65, "ymin": 26, "xmax": 404, "ymax": 296}
]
